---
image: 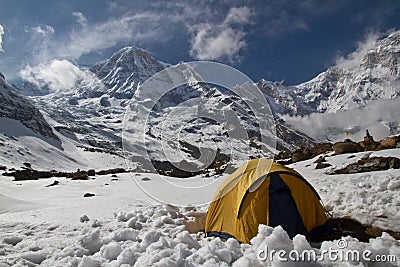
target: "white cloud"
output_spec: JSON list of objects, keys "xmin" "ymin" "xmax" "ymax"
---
[
  {"xmin": 72, "ymin": 12, "xmax": 87, "ymax": 26},
  {"xmin": 15, "ymin": 5, "xmax": 253, "ymax": 68},
  {"xmin": 283, "ymin": 98, "xmax": 400, "ymax": 142},
  {"xmin": 335, "ymin": 31, "xmax": 382, "ymax": 70},
  {"xmin": 19, "ymin": 59, "xmax": 98, "ymax": 91},
  {"xmin": 189, "ymin": 6, "xmax": 252, "ymax": 61},
  {"xmin": 55, "ymin": 12, "xmax": 162, "ymax": 60},
  {"xmin": 30, "ymin": 25, "xmax": 55, "ymax": 35},
  {"xmin": 0, "ymin": 24, "xmax": 4, "ymax": 52},
  {"xmin": 224, "ymin": 6, "xmax": 252, "ymax": 25}
]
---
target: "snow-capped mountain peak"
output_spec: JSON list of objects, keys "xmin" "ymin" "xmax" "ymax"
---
[
  {"xmin": 258, "ymin": 30, "xmax": 400, "ymax": 115},
  {"xmin": 90, "ymin": 46, "xmax": 167, "ymax": 99}
]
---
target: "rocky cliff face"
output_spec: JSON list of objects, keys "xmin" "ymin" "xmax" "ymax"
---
[
  {"xmin": 259, "ymin": 31, "xmax": 400, "ymax": 116},
  {"xmin": 0, "ymin": 73, "xmax": 57, "ymax": 140}
]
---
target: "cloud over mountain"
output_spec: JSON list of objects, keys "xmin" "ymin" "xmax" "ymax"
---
[
  {"xmin": 283, "ymin": 98, "xmax": 400, "ymax": 142},
  {"xmin": 19, "ymin": 59, "xmax": 99, "ymax": 91},
  {"xmin": 335, "ymin": 31, "xmax": 383, "ymax": 70},
  {"xmin": 0, "ymin": 24, "xmax": 4, "ymax": 52}
]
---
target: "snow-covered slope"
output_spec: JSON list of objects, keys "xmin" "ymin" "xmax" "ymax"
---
[
  {"xmin": 11, "ymin": 47, "xmax": 313, "ymax": 174},
  {"xmin": 0, "ymin": 72, "xmax": 128, "ymax": 171},
  {"xmin": 1, "ymin": 148, "xmax": 399, "ymax": 266},
  {"xmin": 0, "ymin": 73, "xmax": 57, "ymax": 140}
]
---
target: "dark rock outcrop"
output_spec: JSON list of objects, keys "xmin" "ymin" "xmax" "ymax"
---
[
  {"xmin": 330, "ymin": 156, "xmax": 400, "ymax": 174},
  {"xmin": 314, "ymin": 156, "xmax": 326, "ymax": 163},
  {"xmin": 96, "ymin": 168, "xmax": 127, "ymax": 175},
  {"xmin": 70, "ymin": 171, "xmax": 89, "ymax": 180},
  {"xmin": 380, "ymin": 135, "xmax": 400, "ymax": 149},
  {"xmin": 13, "ymin": 170, "xmax": 53, "ymax": 181},
  {"xmin": 315, "ymin": 162, "xmax": 331, "ymax": 169},
  {"xmin": 358, "ymin": 140, "xmax": 380, "ymax": 151},
  {"xmin": 333, "ymin": 140, "xmax": 363, "ymax": 155},
  {"xmin": 45, "ymin": 180, "xmax": 59, "ymax": 187},
  {"xmin": 275, "ymin": 142, "xmax": 333, "ymax": 163}
]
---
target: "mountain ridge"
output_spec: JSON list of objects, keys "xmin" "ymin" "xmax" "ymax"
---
[
  {"xmin": 0, "ymin": 73, "xmax": 58, "ymax": 140},
  {"xmin": 1, "ymin": 31, "xmax": 399, "ymax": 173},
  {"xmin": 261, "ymin": 31, "xmax": 400, "ymax": 116}
]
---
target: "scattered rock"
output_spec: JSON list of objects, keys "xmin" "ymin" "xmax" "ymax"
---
[
  {"xmin": 70, "ymin": 171, "xmax": 89, "ymax": 180},
  {"xmin": 315, "ymin": 162, "xmax": 331, "ymax": 169},
  {"xmin": 276, "ymin": 134, "xmax": 400, "ymax": 164},
  {"xmin": 274, "ymin": 151, "xmax": 291, "ymax": 161},
  {"xmin": 45, "ymin": 180, "xmax": 59, "ymax": 187},
  {"xmin": 380, "ymin": 135, "xmax": 400, "ymax": 149},
  {"xmin": 97, "ymin": 168, "xmax": 127, "ymax": 176},
  {"xmin": 111, "ymin": 178, "xmax": 118, "ymax": 181},
  {"xmin": 87, "ymin": 169, "xmax": 96, "ymax": 176},
  {"xmin": 150, "ymin": 149, "xmax": 230, "ymax": 178},
  {"xmin": 358, "ymin": 140, "xmax": 380, "ymax": 151},
  {"xmin": 291, "ymin": 147, "xmax": 313, "ymax": 163},
  {"xmin": 275, "ymin": 143, "xmax": 333, "ymax": 163},
  {"xmin": 80, "ymin": 215, "xmax": 90, "ymax": 223},
  {"xmin": 329, "ymin": 156, "xmax": 400, "ymax": 174},
  {"xmin": 275, "ymin": 158, "xmax": 293, "ymax": 165},
  {"xmin": 333, "ymin": 140, "xmax": 363, "ymax": 155},
  {"xmin": 314, "ymin": 156, "xmax": 326, "ymax": 163},
  {"xmin": 83, "ymin": 193, "xmax": 96, "ymax": 198},
  {"xmin": 23, "ymin": 162, "xmax": 32, "ymax": 169},
  {"xmin": 13, "ymin": 170, "xmax": 53, "ymax": 181},
  {"xmin": 0, "ymin": 165, "xmax": 7, "ymax": 171},
  {"xmin": 141, "ymin": 177, "xmax": 151, "ymax": 181},
  {"xmin": 111, "ymin": 174, "xmax": 118, "ymax": 178}
]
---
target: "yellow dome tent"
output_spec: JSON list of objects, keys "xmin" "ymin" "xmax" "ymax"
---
[{"xmin": 205, "ymin": 158, "xmax": 329, "ymax": 244}]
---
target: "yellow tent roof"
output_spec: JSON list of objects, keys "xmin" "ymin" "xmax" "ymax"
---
[{"xmin": 206, "ymin": 158, "xmax": 328, "ymax": 243}]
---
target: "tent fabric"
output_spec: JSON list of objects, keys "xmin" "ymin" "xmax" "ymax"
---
[{"xmin": 205, "ymin": 158, "xmax": 329, "ymax": 244}]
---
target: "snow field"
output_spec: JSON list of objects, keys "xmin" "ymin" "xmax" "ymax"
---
[
  {"xmin": 1, "ymin": 204, "xmax": 399, "ymax": 266},
  {"xmin": 0, "ymin": 148, "xmax": 400, "ymax": 266}
]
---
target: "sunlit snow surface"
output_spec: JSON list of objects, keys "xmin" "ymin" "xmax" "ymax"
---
[{"xmin": 1, "ymin": 149, "xmax": 400, "ymax": 266}]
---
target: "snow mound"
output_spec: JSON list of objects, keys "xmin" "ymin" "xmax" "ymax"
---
[{"xmin": 2, "ymin": 204, "xmax": 398, "ymax": 266}]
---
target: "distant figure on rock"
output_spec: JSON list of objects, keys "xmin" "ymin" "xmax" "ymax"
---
[{"xmin": 364, "ymin": 129, "xmax": 374, "ymax": 142}]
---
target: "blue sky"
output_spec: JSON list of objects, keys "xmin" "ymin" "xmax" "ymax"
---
[{"xmin": 0, "ymin": 0, "xmax": 399, "ymax": 85}]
